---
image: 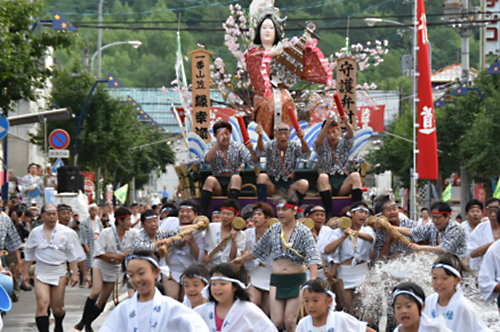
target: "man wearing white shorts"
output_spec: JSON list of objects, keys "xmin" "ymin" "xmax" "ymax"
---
[{"xmin": 24, "ymin": 203, "xmax": 84, "ymax": 332}]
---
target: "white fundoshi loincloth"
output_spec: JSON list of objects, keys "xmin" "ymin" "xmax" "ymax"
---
[
  {"xmin": 248, "ymin": 266, "xmax": 271, "ymax": 291},
  {"xmin": 337, "ymin": 262, "xmax": 368, "ymax": 290},
  {"xmin": 35, "ymin": 261, "xmax": 67, "ymax": 286},
  {"xmin": 93, "ymin": 260, "xmax": 121, "ymax": 282}
]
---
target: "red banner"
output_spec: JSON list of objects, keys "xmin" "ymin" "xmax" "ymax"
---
[
  {"xmin": 311, "ymin": 105, "xmax": 385, "ymax": 133},
  {"xmin": 80, "ymin": 172, "xmax": 95, "ymax": 204},
  {"xmin": 416, "ymin": 0, "xmax": 438, "ymax": 180},
  {"xmin": 357, "ymin": 105, "xmax": 386, "ymax": 133},
  {"xmin": 475, "ymin": 184, "xmax": 486, "ymax": 202},
  {"xmin": 175, "ymin": 107, "xmax": 236, "ymax": 126}
]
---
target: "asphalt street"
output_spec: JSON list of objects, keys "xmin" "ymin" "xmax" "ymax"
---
[{"xmin": 3, "ymin": 281, "xmax": 128, "ymax": 332}]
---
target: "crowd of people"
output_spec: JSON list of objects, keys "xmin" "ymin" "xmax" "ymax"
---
[
  {"xmin": 0, "ymin": 115, "xmax": 497, "ymax": 332},
  {"xmin": 5, "ymin": 192, "xmax": 498, "ymax": 332}
]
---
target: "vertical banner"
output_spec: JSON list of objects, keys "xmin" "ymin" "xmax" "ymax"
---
[
  {"xmin": 481, "ymin": 0, "xmax": 500, "ymax": 67},
  {"xmin": 188, "ymin": 49, "xmax": 214, "ymax": 143},
  {"xmin": 81, "ymin": 172, "xmax": 95, "ymax": 204},
  {"xmin": 416, "ymin": 0, "xmax": 438, "ymax": 180},
  {"xmin": 336, "ymin": 57, "xmax": 357, "ymax": 128},
  {"xmin": 475, "ymin": 184, "xmax": 486, "ymax": 202}
]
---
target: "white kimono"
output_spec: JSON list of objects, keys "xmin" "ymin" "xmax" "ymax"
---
[
  {"xmin": 160, "ymin": 219, "xmax": 205, "ymax": 282},
  {"xmin": 204, "ymin": 223, "xmax": 246, "ymax": 267},
  {"xmin": 393, "ymin": 313, "xmax": 451, "ymax": 332},
  {"xmin": 296, "ymin": 309, "xmax": 367, "ymax": 332},
  {"xmin": 460, "ymin": 220, "xmax": 475, "ymax": 240},
  {"xmin": 25, "ymin": 223, "xmax": 84, "ymax": 286},
  {"xmin": 101, "ymin": 288, "xmax": 209, "ymax": 332},
  {"xmin": 478, "ymin": 239, "xmax": 500, "ymax": 302},
  {"xmin": 326, "ymin": 226, "xmax": 376, "ymax": 289},
  {"xmin": 423, "ymin": 288, "xmax": 491, "ymax": 332},
  {"xmin": 244, "ymin": 228, "xmax": 273, "ymax": 291},
  {"xmin": 307, "ymin": 225, "xmax": 333, "ymax": 281},
  {"xmin": 182, "ymin": 286, "xmax": 209, "ymax": 309},
  {"xmin": 93, "ymin": 227, "xmax": 139, "ymax": 282},
  {"xmin": 194, "ymin": 299, "xmax": 277, "ymax": 332},
  {"xmin": 467, "ymin": 220, "xmax": 495, "ymax": 271}
]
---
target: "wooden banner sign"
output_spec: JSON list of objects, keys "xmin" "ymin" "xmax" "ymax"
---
[
  {"xmin": 188, "ymin": 49, "xmax": 214, "ymax": 143},
  {"xmin": 336, "ymin": 57, "xmax": 357, "ymax": 128}
]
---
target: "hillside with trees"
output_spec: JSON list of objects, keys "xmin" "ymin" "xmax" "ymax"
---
[{"xmin": 47, "ymin": 0, "xmax": 482, "ymax": 88}]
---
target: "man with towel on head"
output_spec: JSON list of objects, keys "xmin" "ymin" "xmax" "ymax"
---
[
  {"xmin": 159, "ymin": 199, "xmax": 205, "ymax": 301},
  {"xmin": 24, "ymin": 203, "xmax": 85, "ymax": 332},
  {"xmin": 200, "ymin": 120, "xmax": 259, "ymax": 215},
  {"xmin": 255, "ymin": 122, "xmax": 311, "ymax": 205},
  {"xmin": 74, "ymin": 207, "xmax": 138, "ymax": 332},
  {"xmin": 314, "ymin": 115, "xmax": 363, "ymax": 219},
  {"xmin": 323, "ymin": 201, "xmax": 375, "ymax": 315},
  {"xmin": 233, "ymin": 193, "xmax": 321, "ymax": 332}
]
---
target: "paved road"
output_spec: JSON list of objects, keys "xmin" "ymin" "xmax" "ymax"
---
[{"xmin": 3, "ymin": 282, "xmax": 129, "ymax": 332}]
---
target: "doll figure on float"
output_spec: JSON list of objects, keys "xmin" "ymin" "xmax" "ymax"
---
[{"xmin": 246, "ymin": 0, "xmax": 333, "ymax": 138}]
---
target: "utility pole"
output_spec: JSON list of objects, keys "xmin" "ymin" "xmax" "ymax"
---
[
  {"xmin": 459, "ymin": 0, "xmax": 472, "ymax": 216},
  {"xmin": 443, "ymin": 0, "xmax": 474, "ymax": 215},
  {"xmin": 97, "ymin": 0, "xmax": 104, "ymax": 79}
]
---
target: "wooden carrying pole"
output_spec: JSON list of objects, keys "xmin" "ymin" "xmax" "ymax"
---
[
  {"xmin": 208, "ymin": 218, "xmax": 245, "ymax": 258},
  {"xmin": 158, "ymin": 216, "xmax": 210, "ymax": 258}
]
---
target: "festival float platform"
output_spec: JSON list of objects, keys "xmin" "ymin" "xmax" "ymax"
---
[{"xmin": 191, "ymin": 169, "xmax": 353, "ymax": 216}]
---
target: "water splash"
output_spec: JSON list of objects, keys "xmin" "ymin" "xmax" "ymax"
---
[{"xmin": 356, "ymin": 253, "xmax": 500, "ymax": 331}]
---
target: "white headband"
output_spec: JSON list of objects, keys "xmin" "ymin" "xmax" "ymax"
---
[
  {"xmin": 432, "ymin": 263, "xmax": 461, "ymax": 277},
  {"xmin": 302, "ymin": 285, "xmax": 336, "ymax": 309},
  {"xmin": 179, "ymin": 205, "xmax": 196, "ymax": 212},
  {"xmin": 351, "ymin": 207, "xmax": 369, "ymax": 213},
  {"xmin": 125, "ymin": 255, "xmax": 170, "ymax": 280},
  {"xmin": 43, "ymin": 208, "xmax": 57, "ymax": 213},
  {"xmin": 392, "ymin": 289, "xmax": 424, "ymax": 305},
  {"xmin": 145, "ymin": 215, "xmax": 158, "ymax": 220},
  {"xmin": 210, "ymin": 276, "xmax": 247, "ymax": 289},
  {"xmin": 181, "ymin": 274, "xmax": 209, "ymax": 285},
  {"xmin": 301, "ymin": 285, "xmax": 336, "ymax": 300},
  {"xmin": 125, "ymin": 255, "xmax": 160, "ymax": 269}
]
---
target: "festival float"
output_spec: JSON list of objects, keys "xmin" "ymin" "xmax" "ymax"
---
[{"xmin": 169, "ymin": 0, "xmax": 389, "ymax": 215}]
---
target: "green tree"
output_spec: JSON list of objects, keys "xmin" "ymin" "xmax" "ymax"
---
[
  {"xmin": 367, "ymin": 108, "xmax": 414, "ymax": 187},
  {"xmin": 48, "ymin": 0, "xmax": 483, "ymax": 88},
  {"xmin": 0, "ymin": 0, "xmax": 75, "ymax": 115},
  {"xmin": 31, "ymin": 67, "xmax": 176, "ymax": 186},
  {"xmin": 458, "ymin": 72, "xmax": 500, "ymax": 186}
]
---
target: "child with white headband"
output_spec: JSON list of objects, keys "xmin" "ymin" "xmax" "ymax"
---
[
  {"xmin": 392, "ymin": 282, "xmax": 450, "ymax": 332},
  {"xmin": 297, "ymin": 278, "xmax": 375, "ymax": 332},
  {"xmin": 194, "ymin": 263, "xmax": 277, "ymax": 332},
  {"xmin": 180, "ymin": 264, "xmax": 210, "ymax": 309},
  {"xmin": 423, "ymin": 254, "xmax": 490, "ymax": 332},
  {"xmin": 100, "ymin": 250, "xmax": 209, "ymax": 332}
]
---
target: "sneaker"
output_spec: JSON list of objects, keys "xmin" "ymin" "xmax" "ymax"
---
[{"xmin": 20, "ymin": 283, "xmax": 32, "ymax": 291}]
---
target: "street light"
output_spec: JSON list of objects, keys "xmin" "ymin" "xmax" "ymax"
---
[
  {"xmin": 365, "ymin": 15, "xmax": 419, "ymax": 220},
  {"xmin": 90, "ymin": 41, "xmax": 142, "ymax": 75},
  {"xmin": 364, "ymin": 18, "xmax": 411, "ymax": 28}
]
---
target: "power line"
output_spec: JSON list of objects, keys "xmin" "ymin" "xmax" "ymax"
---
[
  {"xmin": 49, "ymin": 18, "xmax": 493, "ymax": 32},
  {"xmin": 66, "ymin": 11, "xmax": 487, "ymax": 25}
]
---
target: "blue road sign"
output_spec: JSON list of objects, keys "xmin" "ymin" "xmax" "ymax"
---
[
  {"xmin": 49, "ymin": 129, "xmax": 70, "ymax": 150},
  {"xmin": 52, "ymin": 158, "xmax": 65, "ymax": 174},
  {"xmin": 0, "ymin": 116, "xmax": 9, "ymax": 140}
]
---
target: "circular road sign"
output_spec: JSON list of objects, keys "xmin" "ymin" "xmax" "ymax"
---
[
  {"xmin": 49, "ymin": 129, "xmax": 70, "ymax": 150},
  {"xmin": 84, "ymin": 180, "xmax": 95, "ymax": 194}
]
